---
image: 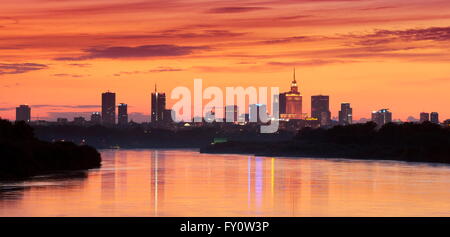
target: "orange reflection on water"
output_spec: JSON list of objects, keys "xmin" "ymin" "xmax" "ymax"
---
[{"xmin": 0, "ymin": 149, "xmax": 449, "ymax": 216}]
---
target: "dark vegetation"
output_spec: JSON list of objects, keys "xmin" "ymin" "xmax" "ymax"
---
[
  {"xmin": 0, "ymin": 119, "xmax": 101, "ymax": 179},
  {"xmin": 201, "ymin": 122, "xmax": 450, "ymax": 164},
  {"xmin": 32, "ymin": 124, "xmax": 294, "ymax": 149}
]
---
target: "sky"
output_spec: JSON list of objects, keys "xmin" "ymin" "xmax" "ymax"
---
[{"xmin": 1, "ymin": 0, "xmax": 450, "ymax": 122}]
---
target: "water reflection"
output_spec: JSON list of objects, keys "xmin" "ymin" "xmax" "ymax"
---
[{"xmin": 0, "ymin": 149, "xmax": 449, "ymax": 216}]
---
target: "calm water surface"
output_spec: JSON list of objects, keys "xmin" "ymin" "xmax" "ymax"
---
[{"xmin": 1, "ymin": 149, "xmax": 449, "ymax": 216}]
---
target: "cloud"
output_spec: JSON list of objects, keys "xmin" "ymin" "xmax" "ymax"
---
[
  {"xmin": 53, "ymin": 73, "xmax": 88, "ymax": 78},
  {"xmin": 114, "ymin": 67, "xmax": 184, "ymax": 76},
  {"xmin": 259, "ymin": 36, "xmax": 311, "ymax": 44},
  {"xmin": 353, "ymin": 26, "xmax": 450, "ymax": 46},
  {"xmin": 0, "ymin": 63, "xmax": 48, "ymax": 75},
  {"xmin": 54, "ymin": 44, "xmax": 209, "ymax": 60},
  {"xmin": 0, "ymin": 107, "xmax": 15, "ymax": 111},
  {"xmin": 32, "ymin": 104, "xmax": 100, "ymax": 109},
  {"xmin": 267, "ymin": 59, "xmax": 359, "ymax": 67},
  {"xmin": 107, "ymin": 30, "xmax": 246, "ymax": 40},
  {"xmin": 207, "ymin": 7, "xmax": 269, "ymax": 14},
  {"xmin": 359, "ymin": 6, "xmax": 397, "ymax": 11},
  {"xmin": 149, "ymin": 67, "xmax": 184, "ymax": 72},
  {"xmin": 68, "ymin": 63, "xmax": 91, "ymax": 67}
]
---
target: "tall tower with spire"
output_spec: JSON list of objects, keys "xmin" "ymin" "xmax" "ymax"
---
[
  {"xmin": 281, "ymin": 68, "xmax": 303, "ymax": 119},
  {"xmin": 290, "ymin": 68, "xmax": 299, "ymax": 94}
]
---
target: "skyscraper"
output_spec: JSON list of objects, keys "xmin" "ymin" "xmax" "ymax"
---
[
  {"xmin": 311, "ymin": 95, "xmax": 331, "ymax": 126},
  {"xmin": 280, "ymin": 68, "xmax": 303, "ymax": 120},
  {"xmin": 430, "ymin": 112, "xmax": 439, "ymax": 124},
  {"xmin": 90, "ymin": 112, "xmax": 101, "ymax": 125},
  {"xmin": 151, "ymin": 85, "xmax": 166, "ymax": 122},
  {"xmin": 102, "ymin": 92, "xmax": 116, "ymax": 125},
  {"xmin": 419, "ymin": 112, "xmax": 430, "ymax": 123},
  {"xmin": 372, "ymin": 109, "xmax": 392, "ymax": 127},
  {"xmin": 118, "ymin": 103, "xmax": 128, "ymax": 126},
  {"xmin": 16, "ymin": 105, "xmax": 31, "ymax": 122},
  {"xmin": 338, "ymin": 103, "xmax": 353, "ymax": 125}
]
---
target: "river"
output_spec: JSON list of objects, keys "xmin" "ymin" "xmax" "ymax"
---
[{"xmin": 1, "ymin": 149, "xmax": 449, "ymax": 216}]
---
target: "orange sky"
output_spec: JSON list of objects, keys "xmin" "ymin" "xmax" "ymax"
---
[{"xmin": 1, "ymin": 0, "xmax": 450, "ymax": 122}]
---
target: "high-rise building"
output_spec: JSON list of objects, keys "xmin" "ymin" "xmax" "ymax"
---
[
  {"xmin": 371, "ymin": 109, "xmax": 392, "ymax": 127},
  {"xmin": 16, "ymin": 105, "xmax": 31, "ymax": 122},
  {"xmin": 419, "ymin": 112, "xmax": 430, "ymax": 123},
  {"xmin": 224, "ymin": 105, "xmax": 239, "ymax": 122},
  {"xmin": 90, "ymin": 112, "xmax": 101, "ymax": 125},
  {"xmin": 118, "ymin": 103, "xmax": 128, "ymax": 126},
  {"xmin": 338, "ymin": 103, "xmax": 353, "ymax": 125},
  {"xmin": 311, "ymin": 95, "xmax": 331, "ymax": 126},
  {"xmin": 151, "ymin": 85, "xmax": 166, "ymax": 122},
  {"xmin": 280, "ymin": 68, "xmax": 303, "ymax": 120},
  {"xmin": 278, "ymin": 93, "xmax": 286, "ymax": 115},
  {"xmin": 102, "ymin": 92, "xmax": 116, "ymax": 125},
  {"xmin": 249, "ymin": 104, "xmax": 268, "ymax": 123},
  {"xmin": 430, "ymin": 112, "xmax": 439, "ymax": 124}
]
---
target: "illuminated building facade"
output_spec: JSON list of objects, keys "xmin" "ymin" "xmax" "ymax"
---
[
  {"xmin": 91, "ymin": 112, "xmax": 101, "ymax": 125},
  {"xmin": 371, "ymin": 109, "xmax": 392, "ymax": 127},
  {"xmin": 280, "ymin": 69, "xmax": 303, "ymax": 120},
  {"xmin": 338, "ymin": 103, "xmax": 352, "ymax": 125}
]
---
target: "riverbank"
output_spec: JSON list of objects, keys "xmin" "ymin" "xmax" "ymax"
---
[
  {"xmin": 0, "ymin": 120, "xmax": 102, "ymax": 180},
  {"xmin": 201, "ymin": 122, "xmax": 450, "ymax": 164}
]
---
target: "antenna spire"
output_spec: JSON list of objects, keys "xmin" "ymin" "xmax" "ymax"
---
[{"xmin": 293, "ymin": 67, "xmax": 296, "ymax": 83}]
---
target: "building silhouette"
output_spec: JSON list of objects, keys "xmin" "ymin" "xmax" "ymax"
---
[
  {"xmin": 16, "ymin": 105, "xmax": 31, "ymax": 122},
  {"xmin": 151, "ymin": 85, "xmax": 166, "ymax": 122},
  {"xmin": 311, "ymin": 95, "xmax": 331, "ymax": 126},
  {"xmin": 73, "ymin": 116, "xmax": 86, "ymax": 126},
  {"xmin": 419, "ymin": 112, "xmax": 430, "ymax": 123},
  {"xmin": 163, "ymin": 109, "xmax": 174, "ymax": 123},
  {"xmin": 102, "ymin": 92, "xmax": 116, "ymax": 125},
  {"xmin": 280, "ymin": 68, "xmax": 303, "ymax": 120},
  {"xmin": 57, "ymin": 118, "xmax": 68, "ymax": 125},
  {"xmin": 372, "ymin": 109, "xmax": 392, "ymax": 126},
  {"xmin": 338, "ymin": 103, "xmax": 353, "ymax": 125},
  {"xmin": 91, "ymin": 112, "xmax": 101, "ymax": 125},
  {"xmin": 278, "ymin": 93, "xmax": 286, "ymax": 115},
  {"xmin": 430, "ymin": 112, "xmax": 439, "ymax": 124},
  {"xmin": 118, "ymin": 103, "xmax": 128, "ymax": 126}
]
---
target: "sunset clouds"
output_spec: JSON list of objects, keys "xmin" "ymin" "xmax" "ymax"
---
[{"xmin": 1, "ymin": 0, "xmax": 450, "ymax": 121}]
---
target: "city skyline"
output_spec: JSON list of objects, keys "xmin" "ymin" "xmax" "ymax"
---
[
  {"xmin": 1, "ymin": 0, "xmax": 450, "ymax": 121},
  {"xmin": 10, "ymin": 82, "xmax": 445, "ymax": 126}
]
